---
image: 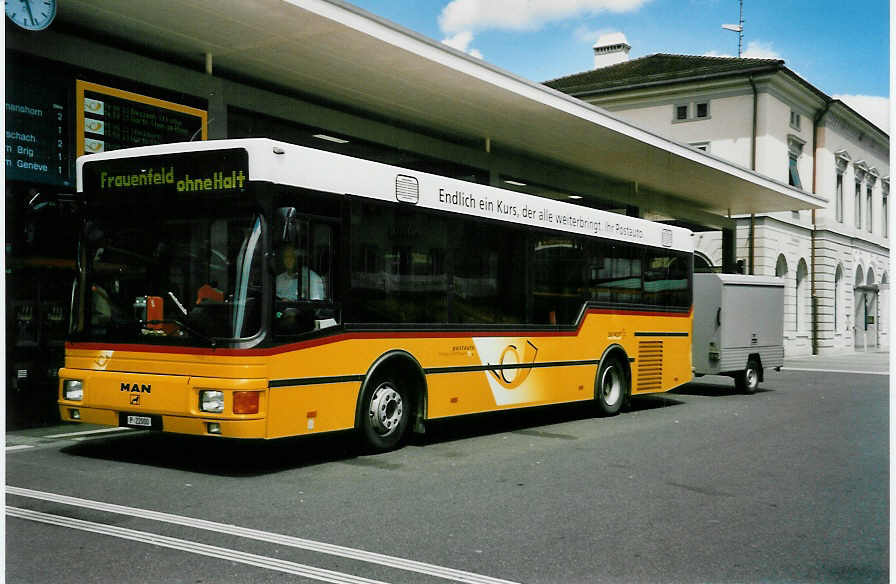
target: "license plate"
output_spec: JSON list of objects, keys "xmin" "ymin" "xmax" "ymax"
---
[{"xmin": 126, "ymin": 415, "xmax": 153, "ymax": 427}]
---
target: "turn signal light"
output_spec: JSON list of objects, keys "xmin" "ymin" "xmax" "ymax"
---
[{"xmin": 233, "ymin": 391, "xmax": 259, "ymax": 414}]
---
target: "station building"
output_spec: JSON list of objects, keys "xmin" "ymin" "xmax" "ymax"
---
[
  {"xmin": 546, "ymin": 42, "xmax": 890, "ymax": 356},
  {"xmin": 5, "ymin": 0, "xmax": 822, "ymax": 427}
]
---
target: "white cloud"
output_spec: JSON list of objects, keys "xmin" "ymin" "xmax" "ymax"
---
[
  {"xmin": 833, "ymin": 94, "xmax": 890, "ymax": 132},
  {"xmin": 574, "ymin": 26, "xmax": 627, "ymax": 46},
  {"xmin": 704, "ymin": 40, "xmax": 780, "ymax": 60},
  {"xmin": 439, "ymin": 0, "xmax": 649, "ymax": 34},
  {"xmin": 741, "ymin": 41, "xmax": 780, "ymax": 60},
  {"xmin": 441, "ymin": 31, "xmax": 484, "ymax": 59}
]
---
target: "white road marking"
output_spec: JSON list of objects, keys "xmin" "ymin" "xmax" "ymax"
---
[
  {"xmin": 7, "ymin": 486, "xmax": 520, "ymax": 584},
  {"xmin": 42, "ymin": 427, "xmax": 139, "ymax": 439},
  {"xmin": 782, "ymin": 367, "xmax": 889, "ymax": 376},
  {"xmin": 5, "ymin": 445, "xmax": 34, "ymax": 452},
  {"xmin": 7, "ymin": 506, "xmax": 388, "ymax": 584}
]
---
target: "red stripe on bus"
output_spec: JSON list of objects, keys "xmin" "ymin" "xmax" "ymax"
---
[{"xmin": 66, "ymin": 306, "xmax": 692, "ymax": 357}]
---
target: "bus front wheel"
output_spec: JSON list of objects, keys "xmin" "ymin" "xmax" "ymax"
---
[
  {"xmin": 595, "ymin": 355, "xmax": 627, "ymax": 416},
  {"xmin": 359, "ymin": 375, "xmax": 410, "ymax": 452}
]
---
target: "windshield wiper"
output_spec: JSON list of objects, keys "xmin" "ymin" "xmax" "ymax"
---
[
  {"xmin": 168, "ymin": 291, "xmax": 189, "ymax": 317},
  {"xmin": 143, "ymin": 319, "xmax": 217, "ymax": 348}
]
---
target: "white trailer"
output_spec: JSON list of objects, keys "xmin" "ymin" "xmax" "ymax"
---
[{"xmin": 692, "ymin": 273, "xmax": 785, "ymax": 393}]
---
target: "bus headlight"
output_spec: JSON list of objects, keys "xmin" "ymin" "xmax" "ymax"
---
[
  {"xmin": 63, "ymin": 379, "xmax": 83, "ymax": 401},
  {"xmin": 199, "ymin": 390, "xmax": 224, "ymax": 413}
]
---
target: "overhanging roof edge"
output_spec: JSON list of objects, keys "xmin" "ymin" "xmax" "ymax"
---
[{"xmin": 290, "ymin": 0, "xmax": 824, "ymax": 210}]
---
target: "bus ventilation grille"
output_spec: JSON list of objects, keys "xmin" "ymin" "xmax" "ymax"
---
[{"xmin": 637, "ymin": 340, "xmax": 663, "ymax": 392}]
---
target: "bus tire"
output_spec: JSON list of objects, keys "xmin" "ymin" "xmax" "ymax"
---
[
  {"xmin": 735, "ymin": 357, "xmax": 761, "ymax": 394},
  {"xmin": 595, "ymin": 354, "xmax": 627, "ymax": 416},
  {"xmin": 358, "ymin": 373, "xmax": 411, "ymax": 452}
]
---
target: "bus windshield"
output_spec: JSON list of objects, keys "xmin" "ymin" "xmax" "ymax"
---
[{"xmin": 75, "ymin": 210, "xmax": 264, "ymax": 345}]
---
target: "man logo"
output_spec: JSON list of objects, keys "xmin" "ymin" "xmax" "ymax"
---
[
  {"xmin": 121, "ymin": 382, "xmax": 151, "ymax": 393},
  {"xmin": 130, "ymin": 394, "xmax": 140, "ymax": 406}
]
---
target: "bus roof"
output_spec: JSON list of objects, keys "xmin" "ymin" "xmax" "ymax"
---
[{"xmin": 78, "ymin": 138, "xmax": 693, "ymax": 253}]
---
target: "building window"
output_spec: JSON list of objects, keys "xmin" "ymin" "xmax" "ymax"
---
[
  {"xmin": 884, "ymin": 196, "xmax": 889, "ymax": 237},
  {"xmin": 854, "ymin": 162, "xmax": 868, "ymax": 230},
  {"xmin": 855, "ymin": 180, "xmax": 862, "ymax": 229},
  {"xmin": 674, "ymin": 101, "xmax": 710, "ymax": 122},
  {"xmin": 835, "ymin": 172, "xmax": 844, "ymax": 223},
  {"xmin": 787, "ymin": 136, "xmax": 804, "ymax": 190},
  {"xmin": 788, "ymin": 154, "xmax": 802, "ymax": 188},
  {"xmin": 834, "ymin": 264, "xmax": 843, "ymax": 333},
  {"xmin": 790, "ymin": 110, "xmax": 801, "ymax": 130},
  {"xmin": 883, "ymin": 180, "xmax": 889, "ymax": 238},
  {"xmin": 866, "ymin": 185, "xmax": 873, "ymax": 233},
  {"xmin": 834, "ymin": 149, "xmax": 851, "ymax": 224}
]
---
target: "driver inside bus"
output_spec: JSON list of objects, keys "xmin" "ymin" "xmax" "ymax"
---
[{"xmin": 277, "ymin": 243, "xmax": 324, "ymax": 301}]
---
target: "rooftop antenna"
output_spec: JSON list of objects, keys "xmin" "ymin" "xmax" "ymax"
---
[{"xmin": 721, "ymin": 0, "xmax": 744, "ymax": 57}]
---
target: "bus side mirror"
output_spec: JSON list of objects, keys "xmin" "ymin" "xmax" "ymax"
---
[
  {"xmin": 26, "ymin": 191, "xmax": 79, "ymax": 214},
  {"xmin": 274, "ymin": 207, "xmax": 298, "ymax": 245}
]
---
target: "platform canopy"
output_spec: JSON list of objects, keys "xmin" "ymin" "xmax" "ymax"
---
[{"xmin": 58, "ymin": 0, "xmax": 824, "ymax": 214}]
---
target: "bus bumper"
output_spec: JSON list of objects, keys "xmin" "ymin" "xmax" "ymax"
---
[
  {"xmin": 58, "ymin": 405, "xmax": 268, "ymax": 438},
  {"xmin": 57, "ymin": 367, "xmax": 270, "ymax": 438}
]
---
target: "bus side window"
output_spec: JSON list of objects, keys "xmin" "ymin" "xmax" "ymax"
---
[
  {"xmin": 274, "ymin": 217, "xmax": 338, "ymax": 335},
  {"xmin": 275, "ymin": 219, "xmax": 332, "ymax": 302},
  {"xmin": 531, "ymin": 235, "xmax": 586, "ymax": 325},
  {"xmin": 643, "ymin": 250, "xmax": 690, "ymax": 308}
]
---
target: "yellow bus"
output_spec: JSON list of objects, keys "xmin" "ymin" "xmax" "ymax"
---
[{"xmin": 59, "ymin": 139, "xmax": 693, "ymax": 451}]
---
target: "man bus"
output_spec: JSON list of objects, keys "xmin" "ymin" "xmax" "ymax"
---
[{"xmin": 59, "ymin": 139, "xmax": 693, "ymax": 451}]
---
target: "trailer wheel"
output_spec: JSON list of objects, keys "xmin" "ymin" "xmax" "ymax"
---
[{"xmin": 735, "ymin": 358, "xmax": 761, "ymax": 394}]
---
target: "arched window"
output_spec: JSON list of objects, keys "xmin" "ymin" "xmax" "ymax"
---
[
  {"xmin": 775, "ymin": 254, "xmax": 788, "ymax": 278},
  {"xmin": 796, "ymin": 259, "xmax": 809, "ymax": 333},
  {"xmin": 867, "ymin": 267, "xmax": 876, "ymax": 286},
  {"xmin": 775, "ymin": 255, "xmax": 790, "ymax": 335},
  {"xmin": 834, "ymin": 264, "xmax": 843, "ymax": 333},
  {"xmin": 881, "ymin": 273, "xmax": 889, "ymax": 336},
  {"xmin": 854, "ymin": 265, "xmax": 865, "ymax": 337}
]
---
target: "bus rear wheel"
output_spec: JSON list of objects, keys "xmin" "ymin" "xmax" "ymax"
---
[
  {"xmin": 359, "ymin": 375, "xmax": 410, "ymax": 452},
  {"xmin": 595, "ymin": 355, "xmax": 627, "ymax": 416}
]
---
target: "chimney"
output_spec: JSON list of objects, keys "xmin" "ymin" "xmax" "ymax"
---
[{"xmin": 593, "ymin": 32, "xmax": 630, "ymax": 69}]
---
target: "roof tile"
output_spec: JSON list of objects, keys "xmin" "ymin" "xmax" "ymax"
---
[{"xmin": 544, "ymin": 54, "xmax": 783, "ymax": 95}]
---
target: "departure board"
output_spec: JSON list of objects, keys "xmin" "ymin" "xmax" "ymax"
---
[
  {"xmin": 5, "ymin": 69, "xmax": 72, "ymax": 186},
  {"xmin": 77, "ymin": 80, "xmax": 207, "ymax": 156}
]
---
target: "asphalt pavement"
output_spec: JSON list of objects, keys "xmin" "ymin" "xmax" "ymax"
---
[{"xmin": 5, "ymin": 349, "xmax": 890, "ymax": 583}]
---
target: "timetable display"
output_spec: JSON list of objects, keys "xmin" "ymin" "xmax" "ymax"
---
[
  {"xmin": 5, "ymin": 71, "xmax": 72, "ymax": 186},
  {"xmin": 77, "ymin": 80, "xmax": 207, "ymax": 156}
]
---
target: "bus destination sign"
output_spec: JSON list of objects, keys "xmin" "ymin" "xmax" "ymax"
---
[{"xmin": 83, "ymin": 149, "xmax": 249, "ymax": 197}]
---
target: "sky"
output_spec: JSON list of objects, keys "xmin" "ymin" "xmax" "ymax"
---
[{"xmin": 347, "ymin": 0, "xmax": 890, "ymax": 131}]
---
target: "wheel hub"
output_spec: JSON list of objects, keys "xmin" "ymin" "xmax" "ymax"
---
[
  {"xmin": 368, "ymin": 383, "xmax": 403, "ymax": 436},
  {"xmin": 601, "ymin": 366, "xmax": 622, "ymax": 406}
]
